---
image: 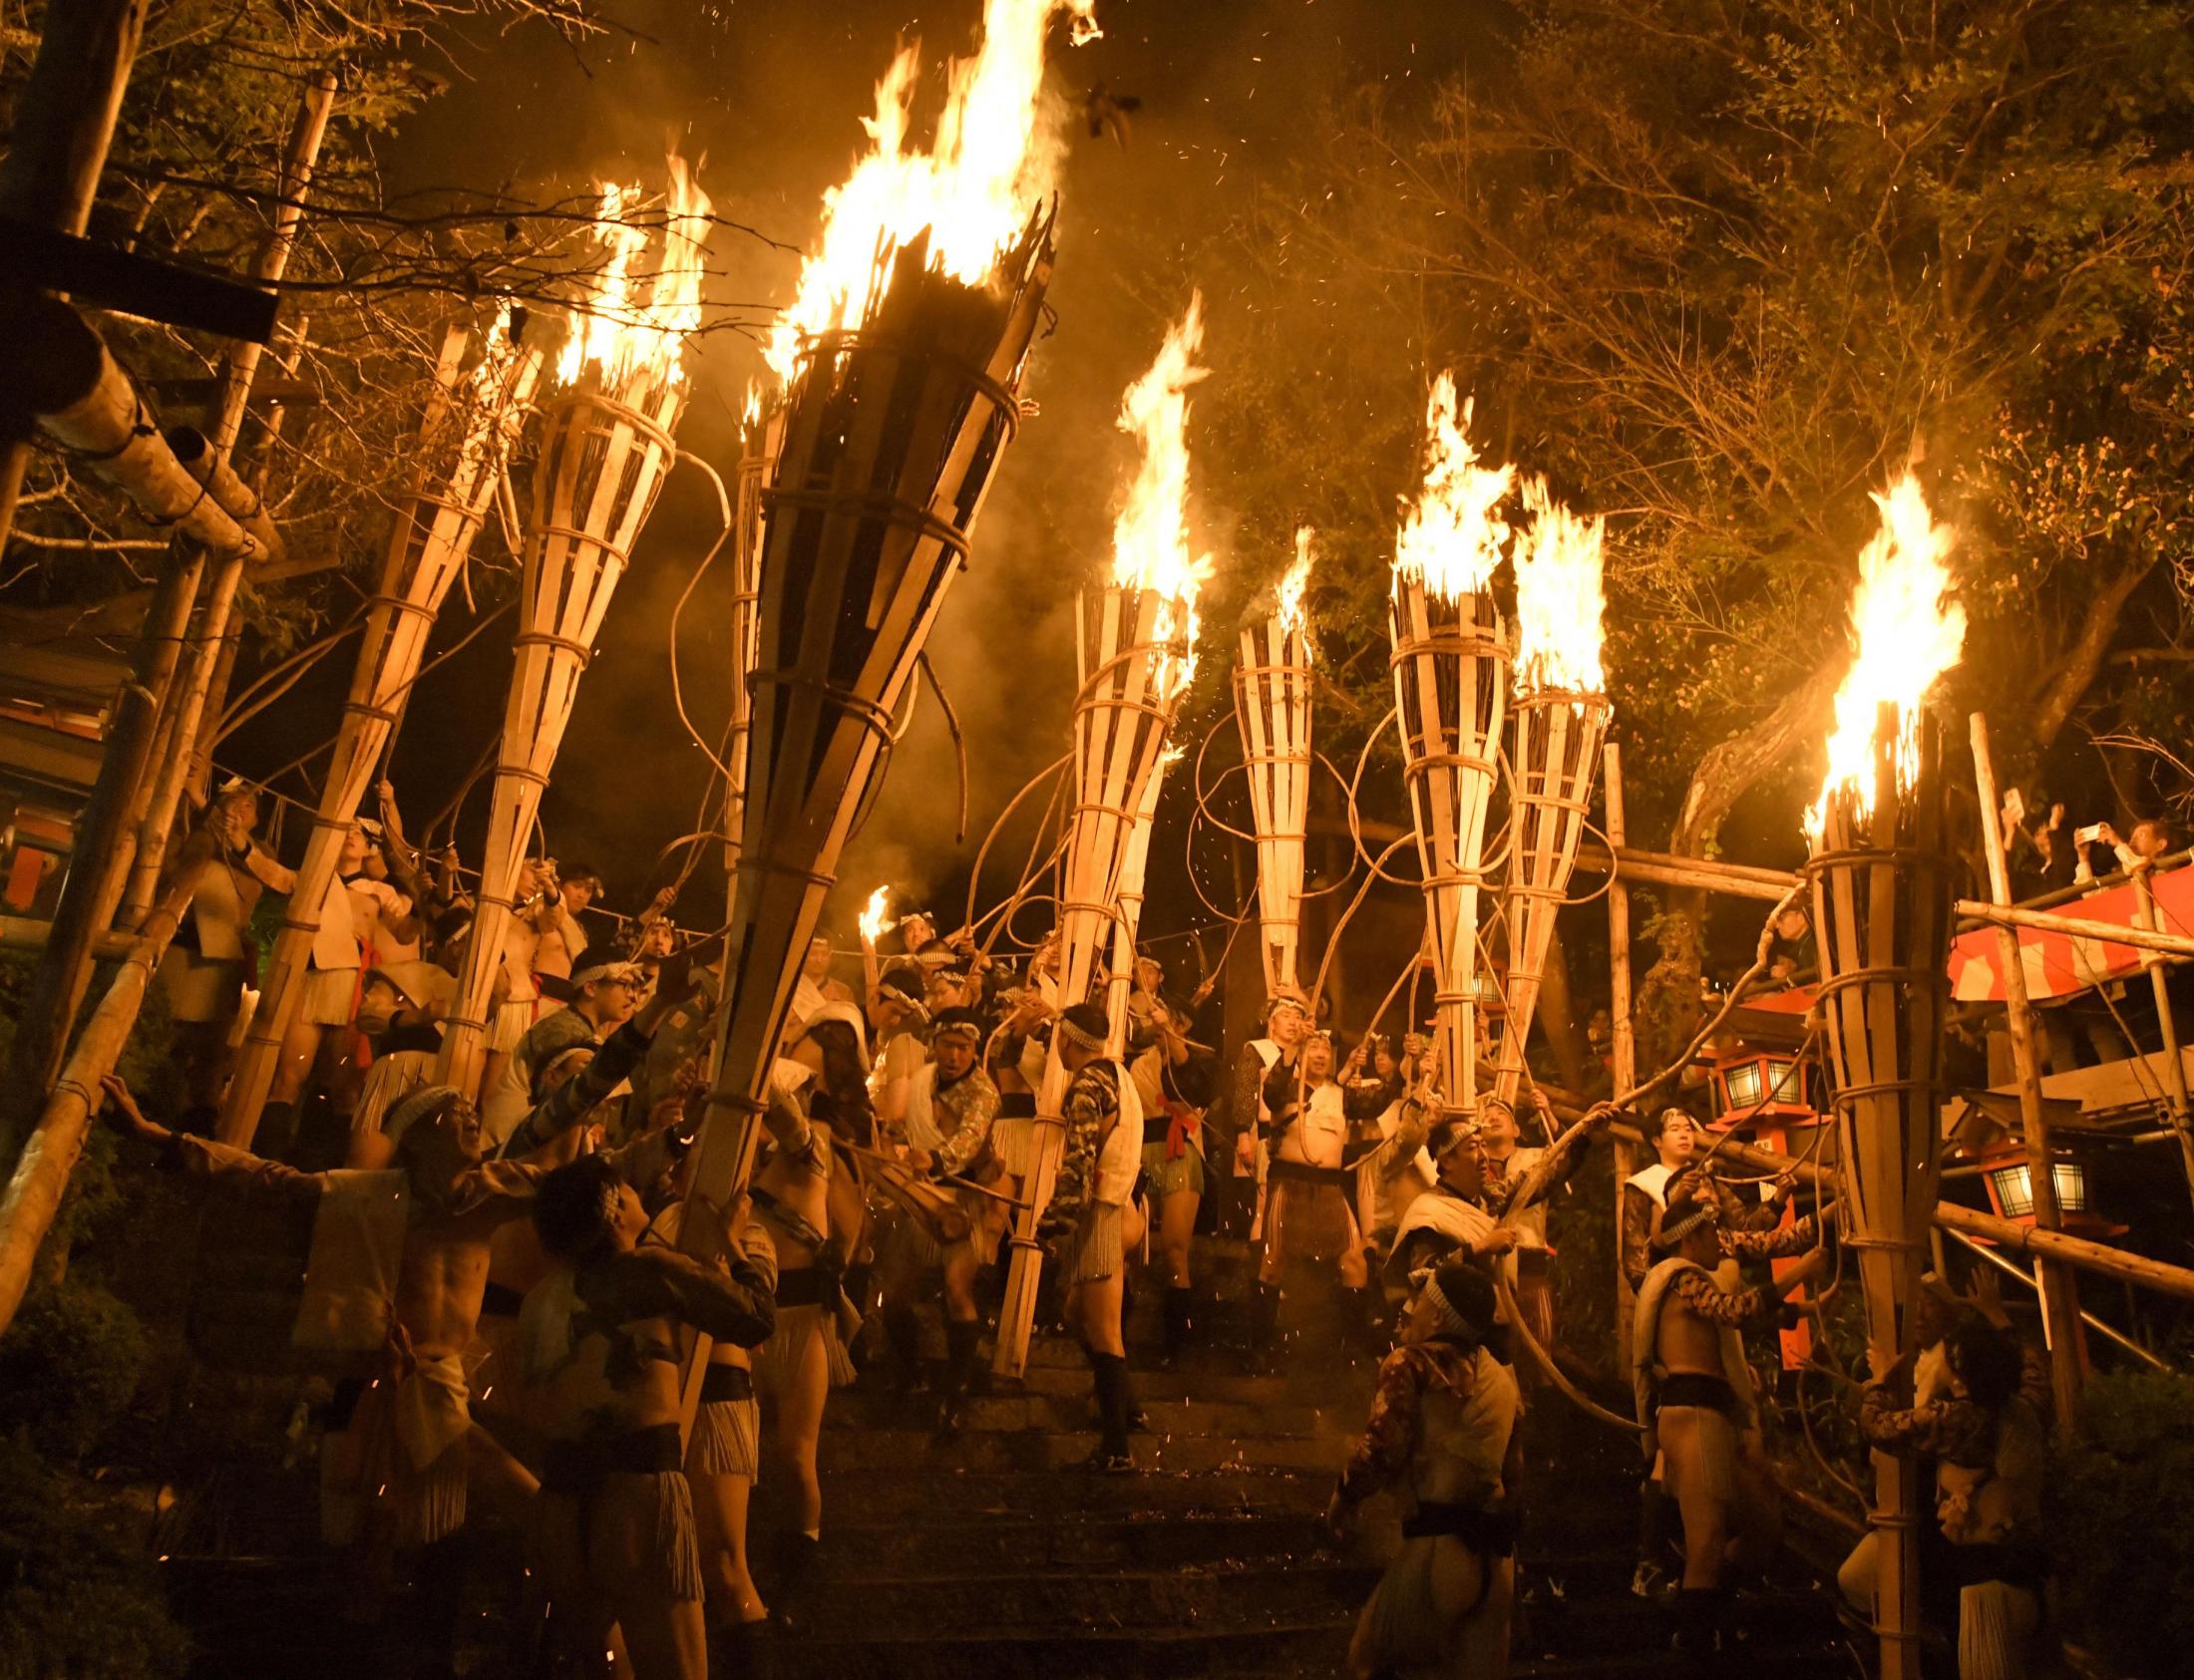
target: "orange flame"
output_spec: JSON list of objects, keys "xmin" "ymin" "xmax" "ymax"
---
[
  {"xmin": 1277, "ymin": 525, "xmax": 1315, "ymax": 645},
  {"xmin": 1804, "ymin": 475, "xmax": 1967, "ymax": 839},
  {"xmin": 1112, "ymin": 293, "xmax": 1212, "ymax": 699},
  {"xmin": 764, "ymin": 0, "xmax": 1098, "ymax": 384},
  {"xmin": 858, "ymin": 885, "xmax": 893, "ymax": 944},
  {"xmin": 1512, "ymin": 478, "xmax": 1607, "ymax": 697},
  {"xmin": 556, "ymin": 155, "xmax": 712, "ymax": 396},
  {"xmin": 1394, "ymin": 374, "xmax": 1513, "ymax": 603}
]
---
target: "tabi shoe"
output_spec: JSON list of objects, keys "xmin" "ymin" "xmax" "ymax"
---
[
  {"xmin": 1669, "ymin": 1586, "xmax": 1726, "ymax": 1668},
  {"xmin": 768, "ymin": 1531, "xmax": 820, "ymax": 1634},
  {"xmin": 1087, "ymin": 1351, "xmax": 1136, "ymax": 1470},
  {"xmin": 880, "ymin": 1303, "xmax": 925, "ymax": 1395},
  {"xmin": 933, "ymin": 1319, "xmax": 983, "ymax": 1439}
]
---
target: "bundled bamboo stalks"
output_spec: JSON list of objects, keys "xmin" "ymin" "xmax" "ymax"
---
[
  {"xmin": 1233, "ymin": 527, "xmax": 1315, "ymax": 999},
  {"xmin": 721, "ymin": 392, "xmax": 781, "ymax": 883},
  {"xmin": 1803, "ymin": 476, "xmax": 1966, "ymax": 1680},
  {"xmin": 220, "ymin": 315, "xmax": 540, "ymax": 1143},
  {"xmin": 1495, "ymin": 483, "xmax": 1609, "ymax": 1109},
  {"xmin": 1103, "ymin": 742, "xmax": 1176, "ymax": 1055},
  {"xmin": 1388, "ymin": 378, "xmax": 1513, "ymax": 1122},
  {"xmin": 682, "ymin": 213, "xmax": 1059, "ymax": 1225},
  {"xmin": 441, "ymin": 168, "xmax": 709, "ymax": 1098},
  {"xmin": 993, "ymin": 296, "xmax": 1209, "ymax": 1379}
]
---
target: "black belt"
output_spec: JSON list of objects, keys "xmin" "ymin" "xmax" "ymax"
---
[
  {"xmin": 776, "ymin": 1266, "xmax": 834, "ymax": 1308},
  {"xmin": 700, "ymin": 1363, "xmax": 755, "ymax": 1404},
  {"xmin": 997, "ymin": 1092, "xmax": 1037, "ymax": 1119},
  {"xmin": 1658, "ymin": 1372, "xmax": 1739, "ymax": 1414},
  {"xmin": 480, "ymin": 1280, "xmax": 525, "ymax": 1318},
  {"xmin": 1401, "ymin": 1502, "xmax": 1518, "ymax": 1554},
  {"xmin": 1516, "ymin": 1248, "xmax": 1550, "ymax": 1275},
  {"xmin": 1142, "ymin": 1119, "xmax": 1175, "ymax": 1146},
  {"xmin": 1269, "ymin": 1157, "xmax": 1352, "ymax": 1190},
  {"xmin": 1946, "ymin": 1539, "xmax": 2046, "ymax": 1592},
  {"xmin": 541, "ymin": 1423, "xmax": 682, "ymax": 1498}
]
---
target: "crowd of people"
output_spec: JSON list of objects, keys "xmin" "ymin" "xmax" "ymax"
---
[{"xmin": 98, "ymin": 780, "xmax": 2061, "ymax": 1679}]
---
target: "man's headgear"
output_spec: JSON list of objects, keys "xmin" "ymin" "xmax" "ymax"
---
[
  {"xmin": 1427, "ymin": 1119, "xmax": 1482, "ymax": 1163},
  {"xmin": 1266, "ymin": 991, "xmax": 1310, "ymax": 1023},
  {"xmin": 931, "ymin": 1007, "xmax": 983, "ymax": 1044},
  {"xmin": 1646, "ymin": 1106, "xmax": 1695, "ymax": 1145},
  {"xmin": 571, "ymin": 961, "xmax": 642, "ymax": 991},
  {"xmin": 797, "ymin": 1000, "xmax": 873, "ymax": 1075},
  {"xmin": 384, "ymin": 1085, "xmax": 464, "ymax": 1148},
  {"xmin": 1058, "ymin": 1002, "xmax": 1111, "ymax": 1054},
  {"xmin": 876, "ymin": 964, "xmax": 930, "ymax": 1023}
]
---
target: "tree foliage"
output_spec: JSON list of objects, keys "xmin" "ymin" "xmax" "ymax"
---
[{"xmin": 1199, "ymin": 0, "xmax": 2194, "ymax": 857}]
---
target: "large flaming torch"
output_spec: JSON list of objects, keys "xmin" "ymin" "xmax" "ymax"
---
[
  {"xmin": 682, "ymin": 0, "xmax": 1097, "ymax": 1233},
  {"xmin": 1388, "ymin": 377, "xmax": 1513, "ymax": 1121},
  {"xmin": 993, "ymin": 295, "xmax": 1210, "ymax": 1378},
  {"xmin": 1234, "ymin": 528, "xmax": 1316, "ymax": 999},
  {"xmin": 722, "ymin": 385, "xmax": 779, "ymax": 888},
  {"xmin": 1804, "ymin": 476, "xmax": 1966, "ymax": 1680},
  {"xmin": 220, "ymin": 313, "xmax": 541, "ymax": 1144},
  {"xmin": 1493, "ymin": 481, "xmax": 1609, "ymax": 1109},
  {"xmin": 440, "ymin": 163, "xmax": 710, "ymax": 1097}
]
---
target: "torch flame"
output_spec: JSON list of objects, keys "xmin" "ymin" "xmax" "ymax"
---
[
  {"xmin": 1512, "ymin": 478, "xmax": 1607, "ymax": 698},
  {"xmin": 741, "ymin": 380, "xmax": 762, "ymax": 429},
  {"xmin": 1803, "ymin": 475, "xmax": 1967, "ymax": 839},
  {"xmin": 1394, "ymin": 374, "xmax": 1514, "ymax": 603},
  {"xmin": 763, "ymin": 0, "xmax": 1098, "ymax": 384},
  {"xmin": 555, "ymin": 156, "xmax": 713, "ymax": 397},
  {"xmin": 1112, "ymin": 292, "xmax": 1213, "ymax": 698},
  {"xmin": 858, "ymin": 885, "xmax": 892, "ymax": 944},
  {"xmin": 1277, "ymin": 525, "xmax": 1315, "ymax": 645}
]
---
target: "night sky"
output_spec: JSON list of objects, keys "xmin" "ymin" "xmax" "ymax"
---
[{"xmin": 229, "ymin": 0, "xmax": 1494, "ymax": 948}]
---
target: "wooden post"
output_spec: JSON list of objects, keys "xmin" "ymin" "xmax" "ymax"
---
[
  {"xmin": 1969, "ymin": 713, "xmax": 2086, "ymax": 1427},
  {"xmin": 2128, "ymin": 861, "xmax": 2194, "ymax": 1213},
  {"xmin": 117, "ymin": 72, "xmax": 336, "ymax": 930},
  {"xmin": 1605, "ymin": 741, "xmax": 1640, "ymax": 1372},
  {"xmin": 0, "ymin": 857, "xmax": 205, "ymax": 1339}
]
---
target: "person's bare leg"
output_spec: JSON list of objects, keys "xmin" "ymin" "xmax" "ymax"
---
[
  {"xmin": 269, "ymin": 1016, "xmax": 323, "ymax": 1105},
  {"xmin": 612, "ymin": 1583, "xmax": 706, "ymax": 1680},
  {"xmin": 1160, "ymin": 1189, "xmax": 1198, "ymax": 1287},
  {"xmin": 769, "ymin": 1326, "xmax": 830, "ymax": 1537},
  {"xmin": 690, "ymin": 1470, "xmax": 766, "ymax": 1623}
]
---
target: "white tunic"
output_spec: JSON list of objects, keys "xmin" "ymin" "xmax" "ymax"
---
[
  {"xmin": 1277, "ymin": 1080, "xmax": 1349, "ymax": 1169},
  {"xmin": 1092, "ymin": 1059, "xmax": 1145, "ymax": 1207}
]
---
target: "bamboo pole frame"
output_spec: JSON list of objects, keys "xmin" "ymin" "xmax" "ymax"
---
[
  {"xmin": 1233, "ymin": 610, "xmax": 1312, "ymax": 999},
  {"xmin": 994, "ymin": 577, "xmax": 1193, "ymax": 1376},
  {"xmin": 679, "ymin": 215, "xmax": 1056, "ymax": 1260},
  {"xmin": 1389, "ymin": 574, "xmax": 1508, "ymax": 1121},
  {"xmin": 1104, "ymin": 743, "xmax": 1173, "ymax": 1056},
  {"xmin": 1969, "ymin": 714, "xmax": 2086, "ymax": 1427},
  {"xmin": 220, "ymin": 319, "xmax": 541, "ymax": 1141},
  {"xmin": 720, "ymin": 400, "xmax": 782, "ymax": 885},
  {"xmin": 440, "ymin": 362, "xmax": 682, "ymax": 1098},
  {"xmin": 1807, "ymin": 702, "xmax": 1952, "ymax": 1680},
  {"xmin": 1496, "ymin": 689, "xmax": 1609, "ymax": 1108},
  {"xmin": 1604, "ymin": 742, "xmax": 1641, "ymax": 1372}
]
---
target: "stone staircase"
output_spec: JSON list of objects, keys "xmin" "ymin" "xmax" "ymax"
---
[
  {"xmin": 755, "ymin": 1235, "xmax": 1864, "ymax": 1680},
  {"xmin": 159, "ymin": 1236, "xmax": 1865, "ymax": 1678}
]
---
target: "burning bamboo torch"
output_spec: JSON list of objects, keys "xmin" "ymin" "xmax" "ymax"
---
[
  {"xmin": 1494, "ymin": 481, "xmax": 1609, "ymax": 1111},
  {"xmin": 994, "ymin": 295, "xmax": 1210, "ymax": 1378},
  {"xmin": 1387, "ymin": 377, "xmax": 1513, "ymax": 1122},
  {"xmin": 1104, "ymin": 743, "xmax": 1182, "ymax": 1055},
  {"xmin": 858, "ymin": 885, "xmax": 893, "ymax": 1001},
  {"xmin": 1804, "ymin": 477, "xmax": 1966, "ymax": 1680},
  {"xmin": 722, "ymin": 385, "xmax": 781, "ymax": 888},
  {"xmin": 220, "ymin": 312, "xmax": 541, "ymax": 1144},
  {"xmin": 1234, "ymin": 528, "xmax": 1316, "ymax": 1000},
  {"xmin": 440, "ymin": 163, "xmax": 711, "ymax": 1098},
  {"xmin": 681, "ymin": 0, "xmax": 1097, "ymax": 1235}
]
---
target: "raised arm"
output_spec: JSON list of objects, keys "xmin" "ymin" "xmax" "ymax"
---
[{"xmin": 593, "ymin": 1242, "xmax": 775, "ymax": 1348}]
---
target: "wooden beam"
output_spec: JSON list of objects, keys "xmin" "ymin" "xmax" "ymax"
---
[
  {"xmin": 0, "ymin": 916, "xmax": 134, "ymax": 960},
  {"xmin": 1971, "ymin": 713, "xmax": 2083, "ymax": 1428},
  {"xmin": 0, "ymin": 217, "xmax": 278, "ymax": 342}
]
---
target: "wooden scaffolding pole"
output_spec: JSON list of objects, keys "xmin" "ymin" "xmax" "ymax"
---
[
  {"xmin": 1604, "ymin": 742, "xmax": 1641, "ymax": 1372},
  {"xmin": 220, "ymin": 319, "xmax": 541, "ymax": 1142},
  {"xmin": 1969, "ymin": 713, "xmax": 2086, "ymax": 1427},
  {"xmin": 2128, "ymin": 860, "xmax": 2194, "ymax": 1212}
]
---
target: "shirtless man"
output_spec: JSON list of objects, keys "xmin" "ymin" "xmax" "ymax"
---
[
  {"xmin": 533, "ymin": 862, "xmax": 601, "ymax": 1000},
  {"xmin": 524, "ymin": 1157, "xmax": 775, "ymax": 1680},
  {"xmin": 159, "ymin": 781, "xmax": 293, "ymax": 1126},
  {"xmin": 263, "ymin": 821, "xmax": 419, "ymax": 1161},
  {"xmin": 1632, "ymin": 1174, "xmax": 1830, "ymax": 1659},
  {"xmin": 104, "ymin": 951, "xmax": 707, "ymax": 1564}
]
